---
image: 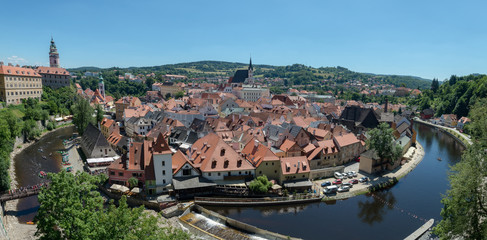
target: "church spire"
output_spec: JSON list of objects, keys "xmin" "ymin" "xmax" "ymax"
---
[{"xmin": 248, "ymin": 57, "xmax": 253, "ymax": 71}]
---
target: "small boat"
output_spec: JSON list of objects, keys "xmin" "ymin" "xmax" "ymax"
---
[
  {"xmin": 66, "ymin": 167, "xmax": 73, "ymax": 172},
  {"xmin": 26, "ymin": 221, "xmax": 34, "ymax": 225},
  {"xmin": 62, "ymin": 162, "xmax": 71, "ymax": 166},
  {"xmin": 38, "ymin": 148, "xmax": 43, "ymax": 152},
  {"xmin": 42, "ymin": 156, "xmax": 47, "ymax": 160},
  {"xmin": 437, "ymin": 157, "xmax": 442, "ymax": 161},
  {"xmin": 38, "ymin": 171, "xmax": 47, "ymax": 178}
]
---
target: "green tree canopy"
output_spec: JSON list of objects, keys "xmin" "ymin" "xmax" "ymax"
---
[
  {"xmin": 95, "ymin": 104, "xmax": 104, "ymax": 126},
  {"xmin": 366, "ymin": 123, "xmax": 402, "ymax": 164},
  {"xmin": 35, "ymin": 171, "xmax": 189, "ymax": 240},
  {"xmin": 72, "ymin": 98, "xmax": 94, "ymax": 135},
  {"xmin": 249, "ymin": 175, "xmax": 272, "ymax": 194}
]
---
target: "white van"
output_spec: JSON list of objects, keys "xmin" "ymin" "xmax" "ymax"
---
[
  {"xmin": 324, "ymin": 185, "xmax": 338, "ymax": 194},
  {"xmin": 334, "ymin": 172, "xmax": 343, "ymax": 179}
]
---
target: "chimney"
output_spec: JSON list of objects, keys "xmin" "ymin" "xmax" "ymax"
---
[
  {"xmin": 0, "ymin": 61, "xmax": 3, "ymax": 66},
  {"xmin": 254, "ymin": 139, "xmax": 259, "ymax": 148},
  {"xmin": 297, "ymin": 161, "xmax": 300, "ymax": 171}
]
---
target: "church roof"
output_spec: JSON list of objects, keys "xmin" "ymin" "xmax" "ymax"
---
[{"xmin": 229, "ymin": 69, "xmax": 249, "ymax": 84}]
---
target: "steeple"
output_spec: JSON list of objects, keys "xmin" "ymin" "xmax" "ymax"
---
[
  {"xmin": 98, "ymin": 73, "xmax": 105, "ymax": 100},
  {"xmin": 49, "ymin": 37, "xmax": 60, "ymax": 68},
  {"xmin": 248, "ymin": 57, "xmax": 253, "ymax": 71},
  {"xmin": 247, "ymin": 57, "xmax": 253, "ymax": 81}
]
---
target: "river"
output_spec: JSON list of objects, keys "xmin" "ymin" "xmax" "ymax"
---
[
  {"xmin": 205, "ymin": 124, "xmax": 465, "ymax": 239},
  {"xmin": 13, "ymin": 126, "xmax": 75, "ymax": 222}
]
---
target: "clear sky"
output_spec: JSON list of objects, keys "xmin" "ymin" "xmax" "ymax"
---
[{"xmin": 1, "ymin": 0, "xmax": 486, "ymax": 80}]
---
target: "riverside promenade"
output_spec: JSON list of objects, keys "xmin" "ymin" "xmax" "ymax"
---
[
  {"xmin": 317, "ymin": 143, "xmax": 425, "ymax": 201},
  {"xmin": 414, "ymin": 118, "xmax": 472, "ymax": 146}
]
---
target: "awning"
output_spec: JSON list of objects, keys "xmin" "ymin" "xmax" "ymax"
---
[
  {"xmin": 271, "ymin": 184, "xmax": 282, "ymax": 190},
  {"xmin": 283, "ymin": 180, "xmax": 313, "ymax": 188},
  {"xmin": 86, "ymin": 156, "xmax": 118, "ymax": 164},
  {"xmin": 110, "ymin": 184, "xmax": 129, "ymax": 192},
  {"xmin": 131, "ymin": 187, "xmax": 141, "ymax": 194}
]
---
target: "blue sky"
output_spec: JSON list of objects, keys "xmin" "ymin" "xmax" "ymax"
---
[{"xmin": 1, "ymin": 0, "xmax": 486, "ymax": 80}]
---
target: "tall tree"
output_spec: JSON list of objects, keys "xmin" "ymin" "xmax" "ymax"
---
[
  {"xmin": 72, "ymin": 98, "xmax": 94, "ymax": 135},
  {"xmin": 35, "ymin": 171, "xmax": 189, "ymax": 240},
  {"xmin": 366, "ymin": 123, "xmax": 403, "ymax": 164},
  {"xmin": 95, "ymin": 104, "xmax": 104, "ymax": 126},
  {"xmin": 431, "ymin": 78, "xmax": 439, "ymax": 93}
]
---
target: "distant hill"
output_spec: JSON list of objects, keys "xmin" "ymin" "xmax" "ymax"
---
[{"xmin": 68, "ymin": 61, "xmax": 432, "ymax": 89}]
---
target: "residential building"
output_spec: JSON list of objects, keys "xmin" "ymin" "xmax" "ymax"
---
[
  {"xmin": 188, "ymin": 133, "xmax": 255, "ymax": 182},
  {"xmin": 115, "ymin": 96, "xmax": 142, "ymax": 121},
  {"xmin": 159, "ymin": 81, "xmax": 182, "ymax": 97},
  {"xmin": 36, "ymin": 66, "xmax": 71, "ymax": 89},
  {"xmin": 333, "ymin": 133, "xmax": 364, "ymax": 164},
  {"xmin": 307, "ymin": 140, "xmax": 339, "ymax": 169},
  {"xmin": 279, "ymin": 156, "xmax": 312, "ymax": 190},
  {"xmin": 440, "ymin": 114, "xmax": 457, "ymax": 127},
  {"xmin": 100, "ymin": 117, "xmax": 119, "ymax": 139},
  {"xmin": 234, "ymin": 85, "xmax": 270, "ymax": 102},
  {"xmin": 242, "ymin": 140, "xmax": 280, "ymax": 181},
  {"xmin": 457, "ymin": 116, "xmax": 471, "ymax": 130},
  {"xmin": 0, "ymin": 63, "xmax": 43, "ymax": 105},
  {"xmin": 80, "ymin": 123, "xmax": 117, "ymax": 167}
]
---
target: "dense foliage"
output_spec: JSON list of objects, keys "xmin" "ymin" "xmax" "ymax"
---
[
  {"xmin": 249, "ymin": 175, "xmax": 273, "ymax": 194},
  {"xmin": 411, "ymin": 74, "xmax": 487, "ymax": 118},
  {"xmin": 434, "ymin": 99, "xmax": 487, "ymax": 239},
  {"xmin": 366, "ymin": 123, "xmax": 403, "ymax": 164},
  {"xmin": 35, "ymin": 171, "xmax": 189, "ymax": 240}
]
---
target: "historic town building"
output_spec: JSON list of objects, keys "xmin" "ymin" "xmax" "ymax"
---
[
  {"xmin": 36, "ymin": 38, "xmax": 71, "ymax": 89},
  {"xmin": 0, "ymin": 63, "xmax": 43, "ymax": 105}
]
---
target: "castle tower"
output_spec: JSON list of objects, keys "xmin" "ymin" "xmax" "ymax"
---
[
  {"xmin": 49, "ymin": 37, "xmax": 60, "ymax": 68},
  {"xmin": 98, "ymin": 73, "xmax": 105, "ymax": 100}
]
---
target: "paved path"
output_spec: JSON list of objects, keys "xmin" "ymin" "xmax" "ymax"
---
[{"xmin": 414, "ymin": 118, "xmax": 472, "ymax": 145}]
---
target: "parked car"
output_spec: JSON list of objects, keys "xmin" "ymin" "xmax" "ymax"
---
[
  {"xmin": 321, "ymin": 181, "xmax": 331, "ymax": 187},
  {"xmin": 349, "ymin": 179, "xmax": 359, "ymax": 184},
  {"xmin": 359, "ymin": 177, "xmax": 369, "ymax": 183},
  {"xmin": 334, "ymin": 172, "xmax": 343, "ymax": 179},
  {"xmin": 333, "ymin": 179, "xmax": 342, "ymax": 185},
  {"xmin": 350, "ymin": 171, "xmax": 357, "ymax": 177},
  {"xmin": 346, "ymin": 172, "xmax": 354, "ymax": 178},
  {"xmin": 323, "ymin": 185, "xmax": 338, "ymax": 194},
  {"xmin": 341, "ymin": 182, "xmax": 353, "ymax": 188},
  {"xmin": 337, "ymin": 186, "xmax": 350, "ymax": 192}
]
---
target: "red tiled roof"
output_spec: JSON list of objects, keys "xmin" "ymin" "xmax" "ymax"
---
[
  {"xmin": 334, "ymin": 133, "xmax": 360, "ymax": 148},
  {"xmin": 280, "ymin": 156, "xmax": 310, "ymax": 175},
  {"xmin": 35, "ymin": 66, "xmax": 70, "ymax": 75},
  {"xmin": 0, "ymin": 65, "xmax": 41, "ymax": 77}
]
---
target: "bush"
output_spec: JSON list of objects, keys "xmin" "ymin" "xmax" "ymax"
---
[{"xmin": 249, "ymin": 175, "xmax": 272, "ymax": 194}]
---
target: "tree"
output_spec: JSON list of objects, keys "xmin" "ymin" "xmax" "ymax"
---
[
  {"xmin": 366, "ymin": 123, "xmax": 403, "ymax": 165},
  {"xmin": 72, "ymin": 98, "xmax": 94, "ymax": 135},
  {"xmin": 434, "ymin": 142, "xmax": 487, "ymax": 239},
  {"xmin": 128, "ymin": 177, "xmax": 138, "ymax": 189},
  {"xmin": 23, "ymin": 119, "xmax": 41, "ymax": 141},
  {"xmin": 175, "ymin": 91, "xmax": 185, "ymax": 99},
  {"xmin": 95, "ymin": 104, "xmax": 104, "ymax": 126},
  {"xmin": 431, "ymin": 78, "xmax": 439, "ymax": 93},
  {"xmin": 249, "ymin": 175, "xmax": 272, "ymax": 194},
  {"xmin": 165, "ymin": 93, "xmax": 171, "ymax": 100},
  {"xmin": 35, "ymin": 171, "xmax": 189, "ymax": 240}
]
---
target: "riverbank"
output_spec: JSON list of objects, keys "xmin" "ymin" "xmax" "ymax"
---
[
  {"xmin": 3, "ymin": 125, "xmax": 73, "ymax": 240},
  {"xmin": 319, "ymin": 142, "xmax": 425, "ymax": 201},
  {"xmin": 414, "ymin": 118, "xmax": 472, "ymax": 146}
]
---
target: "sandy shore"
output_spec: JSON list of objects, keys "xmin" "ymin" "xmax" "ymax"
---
[{"xmin": 2, "ymin": 125, "xmax": 73, "ymax": 240}]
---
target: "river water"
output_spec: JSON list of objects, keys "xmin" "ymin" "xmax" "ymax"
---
[
  {"xmin": 206, "ymin": 124, "xmax": 465, "ymax": 239},
  {"xmin": 13, "ymin": 126, "xmax": 75, "ymax": 222}
]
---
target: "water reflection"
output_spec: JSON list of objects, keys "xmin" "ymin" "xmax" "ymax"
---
[{"xmin": 357, "ymin": 191, "xmax": 396, "ymax": 225}]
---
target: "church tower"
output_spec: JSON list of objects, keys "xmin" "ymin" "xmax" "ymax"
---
[
  {"xmin": 98, "ymin": 73, "xmax": 105, "ymax": 100},
  {"xmin": 248, "ymin": 57, "xmax": 253, "ymax": 80},
  {"xmin": 49, "ymin": 37, "xmax": 60, "ymax": 68}
]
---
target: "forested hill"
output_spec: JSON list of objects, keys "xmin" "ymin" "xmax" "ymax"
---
[
  {"xmin": 68, "ymin": 61, "xmax": 431, "ymax": 89},
  {"xmin": 410, "ymin": 74, "xmax": 487, "ymax": 118}
]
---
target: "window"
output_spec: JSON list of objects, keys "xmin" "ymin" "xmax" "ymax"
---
[
  {"xmin": 259, "ymin": 171, "xmax": 262, "ymax": 174},
  {"xmin": 162, "ymin": 170, "xmax": 166, "ymax": 175},
  {"xmin": 132, "ymin": 173, "xmax": 137, "ymax": 177},
  {"xmin": 110, "ymin": 171, "xmax": 115, "ymax": 175},
  {"xmin": 163, "ymin": 179, "xmax": 166, "ymax": 184},
  {"xmin": 208, "ymin": 173, "xmax": 211, "ymax": 176},
  {"xmin": 183, "ymin": 169, "xmax": 191, "ymax": 176},
  {"xmin": 275, "ymin": 170, "xmax": 277, "ymax": 173},
  {"xmin": 218, "ymin": 172, "xmax": 221, "ymax": 176},
  {"xmin": 119, "ymin": 172, "xmax": 123, "ymax": 176},
  {"xmin": 162, "ymin": 161, "xmax": 165, "ymax": 166}
]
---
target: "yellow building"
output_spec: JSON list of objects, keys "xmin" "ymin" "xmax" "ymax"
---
[{"xmin": 0, "ymin": 63, "xmax": 43, "ymax": 105}]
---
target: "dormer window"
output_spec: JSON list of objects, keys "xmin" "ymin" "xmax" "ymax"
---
[
  {"xmin": 211, "ymin": 159, "xmax": 217, "ymax": 168},
  {"xmin": 220, "ymin": 148, "xmax": 225, "ymax": 156},
  {"xmin": 237, "ymin": 159, "xmax": 242, "ymax": 167}
]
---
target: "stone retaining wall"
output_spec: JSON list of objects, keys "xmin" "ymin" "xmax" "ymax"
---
[{"xmin": 310, "ymin": 166, "xmax": 345, "ymax": 180}]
